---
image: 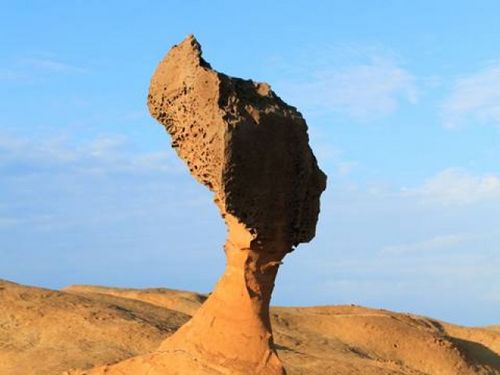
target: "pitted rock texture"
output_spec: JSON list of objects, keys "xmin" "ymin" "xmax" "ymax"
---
[
  {"xmin": 73, "ymin": 35, "xmax": 326, "ymax": 375},
  {"xmin": 148, "ymin": 35, "xmax": 326, "ymax": 248}
]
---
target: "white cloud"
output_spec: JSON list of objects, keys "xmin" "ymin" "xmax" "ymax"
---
[
  {"xmin": 0, "ymin": 217, "xmax": 23, "ymax": 228},
  {"xmin": 20, "ymin": 57, "xmax": 87, "ymax": 74},
  {"xmin": 310, "ymin": 142, "xmax": 358, "ymax": 177},
  {"xmin": 279, "ymin": 54, "xmax": 418, "ymax": 120},
  {"xmin": 442, "ymin": 62, "xmax": 500, "ymax": 128},
  {"xmin": 0, "ymin": 132, "xmax": 207, "ymax": 235},
  {"xmin": 381, "ymin": 233, "xmax": 473, "ymax": 255},
  {"xmin": 336, "ymin": 161, "xmax": 358, "ymax": 176},
  {"xmin": 402, "ymin": 168, "xmax": 500, "ymax": 205},
  {"xmin": 0, "ymin": 132, "xmax": 181, "ymax": 176},
  {"xmin": 0, "ymin": 68, "xmax": 28, "ymax": 82},
  {"xmin": 0, "ymin": 56, "xmax": 86, "ymax": 83}
]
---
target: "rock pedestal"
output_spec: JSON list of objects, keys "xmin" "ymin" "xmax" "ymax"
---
[{"xmin": 73, "ymin": 35, "xmax": 326, "ymax": 375}]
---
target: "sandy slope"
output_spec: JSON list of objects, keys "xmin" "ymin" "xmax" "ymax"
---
[
  {"xmin": 0, "ymin": 280, "xmax": 498, "ymax": 375},
  {"xmin": 487, "ymin": 326, "xmax": 500, "ymax": 333},
  {"xmin": 272, "ymin": 306, "xmax": 499, "ymax": 374},
  {"xmin": 63, "ymin": 285, "xmax": 207, "ymax": 316},
  {"xmin": 0, "ymin": 280, "xmax": 189, "ymax": 375}
]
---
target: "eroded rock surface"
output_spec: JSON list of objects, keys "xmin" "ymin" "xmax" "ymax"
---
[
  {"xmin": 73, "ymin": 34, "xmax": 326, "ymax": 375},
  {"xmin": 2, "ymin": 280, "xmax": 499, "ymax": 375},
  {"xmin": 147, "ymin": 34, "xmax": 326, "ymax": 247},
  {"xmin": 0, "ymin": 280, "xmax": 190, "ymax": 375}
]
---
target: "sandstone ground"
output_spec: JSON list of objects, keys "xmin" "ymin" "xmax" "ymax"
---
[{"xmin": 0, "ymin": 279, "xmax": 498, "ymax": 374}]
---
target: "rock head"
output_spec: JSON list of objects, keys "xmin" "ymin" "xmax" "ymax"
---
[
  {"xmin": 148, "ymin": 34, "xmax": 326, "ymax": 248},
  {"xmin": 73, "ymin": 35, "xmax": 326, "ymax": 375}
]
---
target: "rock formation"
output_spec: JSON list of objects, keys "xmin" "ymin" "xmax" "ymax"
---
[{"xmin": 73, "ymin": 34, "xmax": 327, "ymax": 374}]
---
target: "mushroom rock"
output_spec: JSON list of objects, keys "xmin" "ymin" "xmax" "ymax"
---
[{"xmin": 74, "ymin": 35, "xmax": 326, "ymax": 375}]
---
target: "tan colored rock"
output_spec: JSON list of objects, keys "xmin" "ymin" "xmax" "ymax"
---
[
  {"xmin": 64, "ymin": 285, "xmax": 206, "ymax": 316},
  {"xmin": 2, "ymin": 280, "xmax": 499, "ymax": 375},
  {"xmin": 0, "ymin": 279, "xmax": 190, "ymax": 375},
  {"xmin": 147, "ymin": 34, "xmax": 326, "ymax": 247},
  {"xmin": 73, "ymin": 34, "xmax": 326, "ymax": 374}
]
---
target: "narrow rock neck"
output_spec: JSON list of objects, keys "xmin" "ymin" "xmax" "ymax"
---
[
  {"xmin": 221, "ymin": 238, "xmax": 287, "ymax": 330},
  {"xmin": 160, "ymin": 215, "xmax": 289, "ymax": 374},
  {"xmin": 220, "ymin": 214, "xmax": 290, "ymax": 331}
]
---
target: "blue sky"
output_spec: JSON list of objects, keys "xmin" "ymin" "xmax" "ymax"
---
[{"xmin": 1, "ymin": 1, "xmax": 499, "ymax": 326}]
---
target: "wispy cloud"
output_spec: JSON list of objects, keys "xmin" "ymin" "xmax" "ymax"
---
[
  {"xmin": 277, "ymin": 50, "xmax": 418, "ymax": 120},
  {"xmin": 381, "ymin": 233, "xmax": 473, "ymax": 255},
  {"xmin": 0, "ymin": 56, "xmax": 87, "ymax": 83},
  {"xmin": 20, "ymin": 57, "xmax": 87, "ymax": 74},
  {"xmin": 0, "ymin": 217, "xmax": 24, "ymax": 229},
  {"xmin": 442, "ymin": 62, "xmax": 500, "ymax": 128},
  {"xmin": 402, "ymin": 168, "xmax": 500, "ymax": 205},
  {"xmin": 0, "ymin": 131, "xmax": 206, "ymax": 237},
  {"xmin": 336, "ymin": 161, "xmax": 358, "ymax": 176},
  {"xmin": 0, "ymin": 132, "xmax": 181, "ymax": 176},
  {"xmin": 0, "ymin": 68, "xmax": 29, "ymax": 82},
  {"xmin": 307, "ymin": 141, "xmax": 358, "ymax": 178}
]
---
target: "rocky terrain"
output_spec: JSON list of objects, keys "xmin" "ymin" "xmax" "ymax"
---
[{"xmin": 1, "ymin": 279, "xmax": 498, "ymax": 375}]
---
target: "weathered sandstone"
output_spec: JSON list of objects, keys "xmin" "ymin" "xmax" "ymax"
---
[
  {"xmin": 2, "ymin": 280, "xmax": 499, "ymax": 375},
  {"xmin": 71, "ymin": 34, "xmax": 326, "ymax": 374}
]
